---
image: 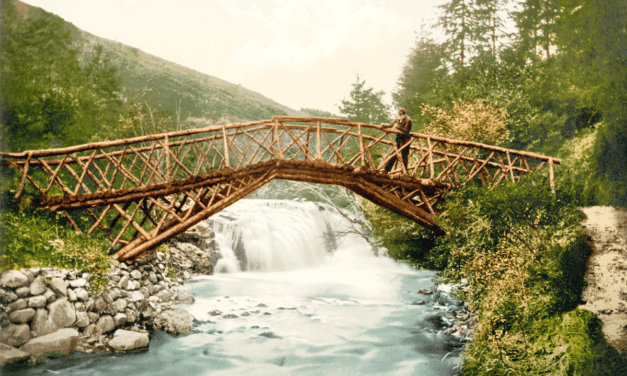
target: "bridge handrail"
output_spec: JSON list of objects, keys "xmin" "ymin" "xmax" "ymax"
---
[{"xmin": 0, "ymin": 116, "xmax": 560, "ymax": 165}]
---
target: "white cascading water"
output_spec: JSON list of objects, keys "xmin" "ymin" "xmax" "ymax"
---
[
  {"xmin": 17, "ymin": 199, "xmax": 462, "ymax": 376},
  {"xmin": 210, "ymin": 199, "xmax": 373, "ymax": 273}
]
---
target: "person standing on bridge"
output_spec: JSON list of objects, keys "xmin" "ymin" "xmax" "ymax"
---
[{"xmin": 382, "ymin": 108, "xmax": 413, "ymax": 173}]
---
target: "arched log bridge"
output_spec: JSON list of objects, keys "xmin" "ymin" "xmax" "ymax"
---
[{"xmin": 0, "ymin": 116, "xmax": 560, "ymax": 262}]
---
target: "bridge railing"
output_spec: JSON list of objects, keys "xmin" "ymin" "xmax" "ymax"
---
[{"xmin": 0, "ymin": 116, "xmax": 560, "ymax": 201}]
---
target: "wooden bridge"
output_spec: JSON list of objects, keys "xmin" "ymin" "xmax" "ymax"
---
[{"xmin": 0, "ymin": 117, "xmax": 560, "ymax": 262}]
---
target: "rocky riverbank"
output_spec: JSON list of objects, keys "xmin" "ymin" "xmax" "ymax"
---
[{"xmin": 0, "ymin": 222, "xmax": 216, "ymax": 368}]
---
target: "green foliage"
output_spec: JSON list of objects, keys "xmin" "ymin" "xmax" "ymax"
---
[
  {"xmin": 0, "ymin": 1, "xmax": 123, "ymax": 152},
  {"xmin": 392, "ymin": 36, "xmax": 448, "ymax": 123},
  {"xmin": 361, "ymin": 199, "xmax": 438, "ymax": 266},
  {"xmin": 421, "ymin": 179, "xmax": 627, "ymax": 374},
  {"xmin": 0, "ymin": 197, "xmax": 112, "ymax": 293},
  {"xmin": 421, "ymin": 98, "xmax": 509, "ymax": 145},
  {"xmin": 338, "ymin": 75, "xmax": 390, "ymax": 124}
]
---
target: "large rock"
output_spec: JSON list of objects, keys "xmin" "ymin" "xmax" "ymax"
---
[
  {"xmin": 151, "ymin": 309, "xmax": 196, "ymax": 335},
  {"xmin": 69, "ymin": 278, "xmax": 86, "ymax": 288},
  {"xmin": 0, "ymin": 324, "xmax": 31, "ymax": 347},
  {"xmin": 96, "ymin": 315, "xmax": 115, "ymax": 333},
  {"xmin": 49, "ymin": 278, "xmax": 67, "ymax": 297},
  {"xmin": 0, "ymin": 271, "xmax": 29, "ymax": 288},
  {"xmin": 28, "ymin": 295, "xmax": 48, "ymax": 308},
  {"xmin": 15, "ymin": 286, "xmax": 30, "ymax": 298},
  {"xmin": 75, "ymin": 288, "xmax": 88, "ymax": 302},
  {"xmin": 9, "ymin": 308, "xmax": 36, "ymax": 324},
  {"xmin": 113, "ymin": 313, "xmax": 127, "ymax": 326},
  {"xmin": 0, "ymin": 343, "xmax": 31, "ymax": 366},
  {"xmin": 108, "ymin": 329, "xmax": 149, "ymax": 351},
  {"xmin": 30, "ymin": 276, "xmax": 47, "ymax": 296},
  {"xmin": 31, "ymin": 308, "xmax": 51, "ymax": 337},
  {"xmin": 8, "ymin": 299, "xmax": 27, "ymax": 312},
  {"xmin": 75, "ymin": 312, "xmax": 90, "ymax": 328},
  {"xmin": 19, "ymin": 328, "xmax": 78, "ymax": 358},
  {"xmin": 48, "ymin": 299, "xmax": 76, "ymax": 329},
  {"xmin": 130, "ymin": 291, "xmax": 145, "ymax": 302}
]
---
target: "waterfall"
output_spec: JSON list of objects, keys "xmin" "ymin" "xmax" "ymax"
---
[{"xmin": 208, "ymin": 199, "xmax": 374, "ymax": 273}]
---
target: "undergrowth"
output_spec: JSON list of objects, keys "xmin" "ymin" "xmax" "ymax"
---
[
  {"xmin": 0, "ymin": 193, "xmax": 112, "ymax": 293},
  {"xmin": 432, "ymin": 178, "xmax": 627, "ymax": 375}
]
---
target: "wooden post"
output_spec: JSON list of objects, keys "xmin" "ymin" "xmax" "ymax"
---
[
  {"xmin": 549, "ymin": 158, "xmax": 555, "ymax": 193},
  {"xmin": 275, "ymin": 121, "xmax": 283, "ymax": 158},
  {"xmin": 222, "ymin": 125, "xmax": 230, "ymax": 168},
  {"xmin": 358, "ymin": 124, "xmax": 365, "ymax": 166},
  {"xmin": 317, "ymin": 121, "xmax": 321, "ymax": 159},
  {"xmin": 164, "ymin": 135, "xmax": 171, "ymax": 180},
  {"xmin": 427, "ymin": 136, "xmax": 434, "ymax": 179},
  {"xmin": 14, "ymin": 151, "xmax": 32, "ymax": 200}
]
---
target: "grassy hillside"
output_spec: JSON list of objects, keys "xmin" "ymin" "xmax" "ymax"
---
[{"xmin": 16, "ymin": 0, "xmax": 300, "ymax": 125}]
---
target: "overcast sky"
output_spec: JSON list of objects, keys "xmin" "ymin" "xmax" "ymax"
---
[{"xmin": 21, "ymin": 0, "xmax": 449, "ymax": 115}]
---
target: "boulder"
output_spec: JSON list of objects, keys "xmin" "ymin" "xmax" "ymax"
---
[
  {"xmin": 30, "ymin": 277, "xmax": 47, "ymax": 296},
  {"xmin": 130, "ymin": 291, "xmax": 145, "ymax": 303},
  {"xmin": 156, "ymin": 290, "xmax": 171, "ymax": 303},
  {"xmin": 67, "ymin": 289, "xmax": 77, "ymax": 302},
  {"xmin": 177, "ymin": 293, "xmax": 195, "ymax": 304},
  {"xmin": 47, "ymin": 299, "xmax": 76, "ymax": 329},
  {"xmin": 96, "ymin": 315, "xmax": 115, "ymax": 333},
  {"xmin": 108, "ymin": 329, "xmax": 149, "ymax": 351},
  {"xmin": 31, "ymin": 308, "xmax": 51, "ymax": 337},
  {"xmin": 75, "ymin": 288, "xmax": 88, "ymax": 302},
  {"xmin": 28, "ymin": 295, "xmax": 47, "ymax": 308},
  {"xmin": 4, "ymin": 290, "xmax": 18, "ymax": 303},
  {"xmin": 93, "ymin": 296, "xmax": 107, "ymax": 313},
  {"xmin": 87, "ymin": 312, "xmax": 99, "ymax": 324},
  {"xmin": 0, "ymin": 324, "xmax": 31, "ymax": 347},
  {"xmin": 125, "ymin": 309, "xmax": 138, "ymax": 323},
  {"xmin": 49, "ymin": 278, "xmax": 67, "ymax": 297},
  {"xmin": 75, "ymin": 312, "xmax": 90, "ymax": 328},
  {"xmin": 0, "ymin": 271, "xmax": 29, "ymax": 288},
  {"xmin": 9, "ymin": 308, "xmax": 36, "ymax": 324},
  {"xmin": 19, "ymin": 328, "xmax": 78, "ymax": 358},
  {"xmin": 0, "ymin": 343, "xmax": 31, "ymax": 366},
  {"xmin": 113, "ymin": 299, "xmax": 127, "ymax": 312},
  {"xmin": 8, "ymin": 299, "xmax": 27, "ymax": 312},
  {"xmin": 151, "ymin": 309, "xmax": 195, "ymax": 335},
  {"xmin": 43, "ymin": 288, "xmax": 56, "ymax": 303},
  {"xmin": 15, "ymin": 286, "xmax": 30, "ymax": 298},
  {"xmin": 130, "ymin": 270, "xmax": 142, "ymax": 280},
  {"xmin": 113, "ymin": 313, "xmax": 127, "ymax": 326},
  {"xmin": 69, "ymin": 278, "xmax": 86, "ymax": 288}
]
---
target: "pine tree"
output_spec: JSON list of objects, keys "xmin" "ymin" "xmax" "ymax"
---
[{"xmin": 338, "ymin": 76, "xmax": 390, "ymax": 124}]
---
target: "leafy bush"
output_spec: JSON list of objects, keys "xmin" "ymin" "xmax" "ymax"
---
[{"xmin": 427, "ymin": 178, "xmax": 627, "ymax": 374}]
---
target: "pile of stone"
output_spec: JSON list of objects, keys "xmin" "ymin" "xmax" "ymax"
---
[
  {"xmin": 0, "ymin": 223, "xmax": 217, "ymax": 367},
  {"xmin": 167, "ymin": 222, "xmax": 217, "ymax": 278}
]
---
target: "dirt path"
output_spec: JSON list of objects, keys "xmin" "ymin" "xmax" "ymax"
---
[{"xmin": 579, "ymin": 206, "xmax": 627, "ymax": 354}]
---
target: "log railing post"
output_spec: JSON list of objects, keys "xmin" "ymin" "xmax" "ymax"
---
[
  {"xmin": 222, "ymin": 125, "xmax": 230, "ymax": 168},
  {"xmin": 427, "ymin": 136, "xmax": 434, "ymax": 179},
  {"xmin": 316, "ymin": 121, "xmax": 321, "ymax": 159},
  {"xmin": 164, "ymin": 135, "xmax": 171, "ymax": 181},
  {"xmin": 14, "ymin": 151, "xmax": 33, "ymax": 200},
  {"xmin": 275, "ymin": 121, "xmax": 283, "ymax": 158},
  {"xmin": 549, "ymin": 158, "xmax": 555, "ymax": 193}
]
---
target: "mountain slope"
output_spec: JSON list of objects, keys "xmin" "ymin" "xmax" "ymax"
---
[{"xmin": 17, "ymin": 0, "xmax": 300, "ymax": 123}]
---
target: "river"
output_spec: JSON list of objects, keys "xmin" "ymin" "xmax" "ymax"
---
[{"xmin": 10, "ymin": 199, "xmax": 462, "ymax": 375}]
